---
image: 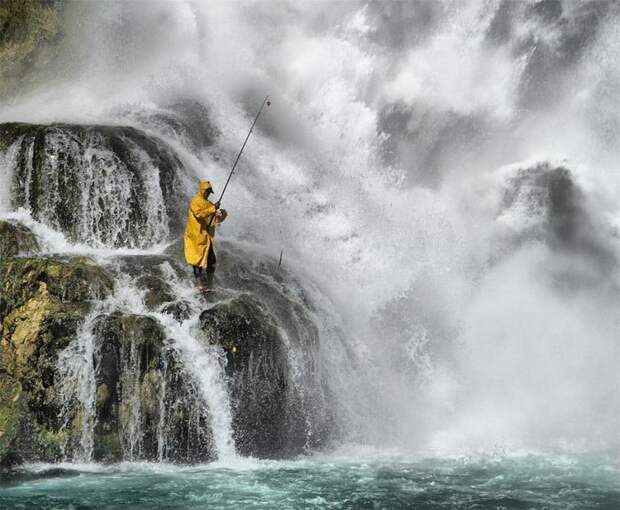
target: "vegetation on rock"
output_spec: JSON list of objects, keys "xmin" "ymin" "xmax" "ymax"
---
[
  {"xmin": 0, "ymin": 255, "xmax": 113, "ymax": 464},
  {"xmin": 0, "ymin": 375, "xmax": 24, "ymax": 466},
  {"xmin": 92, "ymin": 312, "xmax": 214, "ymax": 463},
  {"xmin": 0, "ymin": 0, "xmax": 64, "ymax": 99},
  {"xmin": 0, "ymin": 220, "xmax": 40, "ymax": 260},
  {"xmin": 0, "ymin": 123, "xmax": 190, "ymax": 247}
]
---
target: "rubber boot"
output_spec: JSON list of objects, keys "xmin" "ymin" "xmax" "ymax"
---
[{"xmin": 205, "ymin": 272, "xmax": 215, "ymax": 291}]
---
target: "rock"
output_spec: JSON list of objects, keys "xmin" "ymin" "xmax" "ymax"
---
[
  {"xmin": 0, "ymin": 220, "xmax": 40, "ymax": 260},
  {"xmin": 135, "ymin": 275, "xmax": 175, "ymax": 310},
  {"xmin": 0, "ymin": 256, "xmax": 114, "ymax": 318},
  {"xmin": 164, "ymin": 237, "xmax": 337, "ymax": 457},
  {"xmin": 110, "ymin": 254, "xmax": 186, "ymax": 280},
  {"xmin": 157, "ymin": 349, "xmax": 214, "ymax": 463},
  {"xmin": 0, "ymin": 256, "xmax": 114, "ymax": 463},
  {"xmin": 0, "ymin": 123, "xmax": 191, "ymax": 247},
  {"xmin": 108, "ymin": 255, "xmax": 188, "ymax": 311},
  {"xmin": 200, "ymin": 294, "xmax": 307, "ymax": 458},
  {"xmin": 0, "ymin": 375, "xmax": 24, "ymax": 466},
  {"xmin": 92, "ymin": 313, "xmax": 165, "ymax": 462},
  {"xmin": 90, "ymin": 313, "xmax": 214, "ymax": 463},
  {"xmin": 161, "ymin": 300, "xmax": 193, "ymax": 322},
  {"xmin": 0, "ymin": 237, "xmax": 334, "ymax": 464}
]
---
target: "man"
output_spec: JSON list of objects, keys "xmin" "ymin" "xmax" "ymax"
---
[{"xmin": 184, "ymin": 180, "xmax": 227, "ymax": 291}]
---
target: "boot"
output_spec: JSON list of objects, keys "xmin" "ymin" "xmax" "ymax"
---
[{"xmin": 205, "ymin": 271, "xmax": 215, "ymax": 290}]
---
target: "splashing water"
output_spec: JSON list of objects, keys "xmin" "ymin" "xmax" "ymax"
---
[
  {"xmin": 1, "ymin": 0, "xmax": 620, "ymax": 459},
  {"xmin": 55, "ymin": 269, "xmax": 236, "ymax": 462},
  {"xmin": 57, "ymin": 314, "xmax": 99, "ymax": 462}
]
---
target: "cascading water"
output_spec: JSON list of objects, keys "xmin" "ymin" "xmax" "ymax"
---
[
  {"xmin": 1, "ymin": 1, "xmax": 620, "ymax": 507},
  {"xmin": 0, "ymin": 124, "xmax": 189, "ymax": 247},
  {"xmin": 57, "ymin": 313, "xmax": 98, "ymax": 462},
  {"xmin": 52, "ymin": 262, "xmax": 236, "ymax": 463}
]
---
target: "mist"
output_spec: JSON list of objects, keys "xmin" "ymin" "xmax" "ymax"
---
[{"xmin": 2, "ymin": 0, "xmax": 620, "ymax": 454}]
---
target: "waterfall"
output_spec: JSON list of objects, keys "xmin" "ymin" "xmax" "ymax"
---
[
  {"xmin": 57, "ymin": 314, "xmax": 99, "ymax": 462},
  {"xmin": 164, "ymin": 316, "xmax": 236, "ymax": 460},
  {"xmin": 1, "ymin": 124, "xmax": 190, "ymax": 248},
  {"xmin": 54, "ymin": 271, "xmax": 236, "ymax": 462},
  {"xmin": 2, "ymin": 0, "xmax": 620, "ymax": 461}
]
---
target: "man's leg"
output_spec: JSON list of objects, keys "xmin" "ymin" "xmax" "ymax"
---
[
  {"xmin": 192, "ymin": 265, "xmax": 204, "ymax": 289},
  {"xmin": 205, "ymin": 247, "xmax": 217, "ymax": 290}
]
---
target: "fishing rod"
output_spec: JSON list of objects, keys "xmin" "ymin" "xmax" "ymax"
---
[{"xmin": 215, "ymin": 95, "xmax": 271, "ymax": 208}]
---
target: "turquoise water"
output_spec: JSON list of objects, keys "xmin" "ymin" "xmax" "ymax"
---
[{"xmin": 1, "ymin": 451, "xmax": 619, "ymax": 509}]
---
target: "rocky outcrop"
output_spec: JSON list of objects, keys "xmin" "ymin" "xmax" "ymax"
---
[
  {"xmin": 107, "ymin": 255, "xmax": 187, "ymax": 311},
  {"xmin": 0, "ymin": 220, "xmax": 40, "ymax": 260},
  {"xmin": 0, "ymin": 0, "xmax": 64, "ymax": 100},
  {"xmin": 0, "ymin": 123, "xmax": 191, "ymax": 248},
  {"xmin": 200, "ymin": 294, "xmax": 307, "ymax": 458},
  {"xmin": 0, "ymin": 255, "xmax": 114, "ymax": 464},
  {"xmin": 90, "ymin": 313, "xmax": 214, "ymax": 463},
  {"xmin": 0, "ymin": 229, "xmax": 334, "ymax": 464},
  {"xmin": 191, "ymin": 241, "xmax": 334, "ymax": 458}
]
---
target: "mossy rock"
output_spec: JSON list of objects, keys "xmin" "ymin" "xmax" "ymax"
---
[
  {"xmin": 0, "ymin": 255, "xmax": 114, "ymax": 463},
  {"xmin": 94, "ymin": 313, "xmax": 165, "ymax": 371},
  {"xmin": 135, "ymin": 274, "xmax": 175, "ymax": 310},
  {"xmin": 33, "ymin": 425, "xmax": 66, "ymax": 461},
  {"xmin": 90, "ymin": 313, "xmax": 216, "ymax": 463},
  {"xmin": 0, "ymin": 283, "xmax": 85, "ymax": 380},
  {"xmin": 0, "ymin": 0, "xmax": 64, "ymax": 100},
  {"xmin": 0, "ymin": 375, "xmax": 24, "ymax": 465},
  {"xmin": 0, "ymin": 256, "xmax": 114, "ymax": 319},
  {"xmin": 93, "ymin": 431, "xmax": 122, "ymax": 464},
  {"xmin": 92, "ymin": 312, "xmax": 166, "ymax": 462},
  {"xmin": 200, "ymin": 294, "xmax": 303, "ymax": 458},
  {"xmin": 0, "ymin": 220, "xmax": 40, "ymax": 260}
]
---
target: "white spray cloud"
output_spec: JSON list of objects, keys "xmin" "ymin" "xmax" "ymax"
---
[{"xmin": 1, "ymin": 0, "xmax": 620, "ymax": 453}]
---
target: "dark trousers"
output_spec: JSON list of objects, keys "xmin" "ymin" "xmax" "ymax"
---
[{"xmin": 192, "ymin": 246, "xmax": 217, "ymax": 276}]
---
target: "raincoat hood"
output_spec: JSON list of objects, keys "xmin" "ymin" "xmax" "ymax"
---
[{"xmin": 198, "ymin": 180, "xmax": 213, "ymax": 196}]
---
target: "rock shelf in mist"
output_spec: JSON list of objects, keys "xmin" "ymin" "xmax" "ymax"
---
[
  {"xmin": 0, "ymin": 225, "xmax": 334, "ymax": 466},
  {"xmin": 0, "ymin": 123, "xmax": 190, "ymax": 248},
  {"xmin": 0, "ymin": 119, "xmax": 336, "ymax": 466}
]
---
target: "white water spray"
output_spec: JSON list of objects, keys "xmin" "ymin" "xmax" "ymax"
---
[{"xmin": 2, "ymin": 0, "xmax": 620, "ymax": 455}]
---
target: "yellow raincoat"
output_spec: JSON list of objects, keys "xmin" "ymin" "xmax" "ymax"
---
[{"xmin": 184, "ymin": 180, "xmax": 226, "ymax": 268}]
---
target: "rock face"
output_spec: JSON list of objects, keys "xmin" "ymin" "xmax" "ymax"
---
[
  {"xmin": 90, "ymin": 313, "xmax": 213, "ymax": 463},
  {"xmin": 0, "ymin": 110, "xmax": 336, "ymax": 465},
  {"xmin": 0, "ymin": 254, "xmax": 114, "ymax": 465},
  {"xmin": 201, "ymin": 294, "xmax": 306, "ymax": 457},
  {"xmin": 167, "ymin": 238, "xmax": 335, "ymax": 458},
  {"xmin": 0, "ymin": 243, "xmax": 217, "ymax": 465},
  {"xmin": 192, "ymin": 241, "xmax": 334, "ymax": 459},
  {"xmin": 0, "ymin": 123, "xmax": 191, "ymax": 248},
  {"xmin": 0, "ymin": 0, "xmax": 64, "ymax": 99},
  {"xmin": 0, "ymin": 220, "xmax": 40, "ymax": 260}
]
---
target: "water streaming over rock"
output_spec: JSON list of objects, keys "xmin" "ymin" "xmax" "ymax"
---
[
  {"xmin": 1, "ymin": 0, "xmax": 620, "ymax": 471},
  {"xmin": 0, "ymin": 124, "xmax": 190, "ymax": 248}
]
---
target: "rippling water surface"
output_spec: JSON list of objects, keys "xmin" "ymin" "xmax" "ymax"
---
[{"xmin": 1, "ymin": 451, "xmax": 618, "ymax": 509}]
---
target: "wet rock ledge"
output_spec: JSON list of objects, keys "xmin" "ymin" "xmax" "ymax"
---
[{"xmin": 0, "ymin": 222, "xmax": 334, "ymax": 466}]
